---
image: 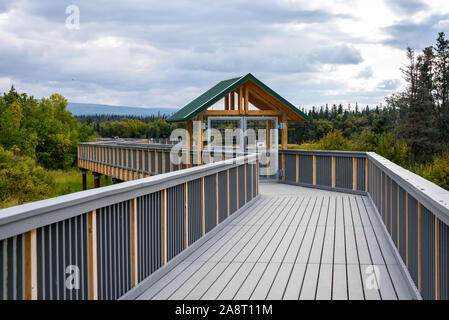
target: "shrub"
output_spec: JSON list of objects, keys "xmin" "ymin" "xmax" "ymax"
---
[
  {"xmin": 0, "ymin": 146, "xmax": 54, "ymax": 204},
  {"xmin": 416, "ymin": 153, "xmax": 449, "ymax": 190}
]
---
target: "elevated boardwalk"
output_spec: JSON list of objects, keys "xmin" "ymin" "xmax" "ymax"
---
[{"xmin": 137, "ymin": 184, "xmax": 413, "ymax": 300}]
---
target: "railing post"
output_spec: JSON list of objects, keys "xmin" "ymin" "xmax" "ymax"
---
[
  {"xmin": 312, "ymin": 155, "xmax": 316, "ymax": 185},
  {"xmin": 131, "ymin": 199, "xmax": 138, "ymax": 287},
  {"xmin": 148, "ymin": 150, "xmax": 152, "ymax": 175},
  {"xmin": 216, "ymin": 173, "xmax": 219, "ymax": 225},
  {"xmin": 236, "ymin": 167, "xmax": 239, "ymax": 209},
  {"xmin": 365, "ymin": 158, "xmax": 368, "ymax": 192},
  {"xmin": 155, "ymin": 151, "xmax": 159, "ymax": 174},
  {"xmin": 185, "ymin": 182, "xmax": 188, "ymax": 248},
  {"xmin": 406, "ymin": 191, "xmax": 409, "ymax": 268},
  {"xmin": 296, "ymin": 154, "xmax": 299, "ymax": 183},
  {"xmin": 331, "ymin": 156, "xmax": 336, "ymax": 188},
  {"xmin": 281, "ymin": 153, "xmax": 285, "ymax": 181},
  {"xmin": 88, "ymin": 210, "xmax": 98, "ymax": 300},
  {"xmin": 227, "ymin": 169, "xmax": 230, "ymax": 217},
  {"xmin": 435, "ymin": 216, "xmax": 439, "ymax": 300},
  {"xmin": 352, "ymin": 157, "xmax": 357, "ymax": 191},
  {"xmin": 418, "ymin": 201, "xmax": 421, "ymax": 293},
  {"xmin": 24, "ymin": 229, "xmax": 37, "ymax": 300},
  {"xmin": 162, "ymin": 189, "xmax": 167, "ymax": 264},
  {"xmin": 201, "ymin": 177, "xmax": 205, "ymax": 236}
]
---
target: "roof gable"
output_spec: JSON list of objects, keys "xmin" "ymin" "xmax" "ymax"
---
[{"xmin": 167, "ymin": 73, "xmax": 309, "ymax": 122}]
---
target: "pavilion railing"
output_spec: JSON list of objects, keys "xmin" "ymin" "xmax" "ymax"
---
[
  {"xmin": 279, "ymin": 149, "xmax": 449, "ymax": 300},
  {"xmin": 77, "ymin": 142, "xmax": 245, "ymax": 181},
  {"xmin": 0, "ymin": 154, "xmax": 259, "ymax": 300}
]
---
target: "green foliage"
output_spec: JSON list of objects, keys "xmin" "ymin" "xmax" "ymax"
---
[
  {"xmin": 0, "ymin": 88, "xmax": 95, "ymax": 169},
  {"xmin": 416, "ymin": 153, "xmax": 449, "ymax": 190},
  {"xmin": 315, "ymin": 130, "xmax": 351, "ymax": 150},
  {"xmin": 98, "ymin": 118, "xmax": 180, "ymax": 139},
  {"xmin": 0, "ymin": 146, "xmax": 54, "ymax": 204},
  {"xmin": 373, "ymin": 134, "xmax": 409, "ymax": 167}
]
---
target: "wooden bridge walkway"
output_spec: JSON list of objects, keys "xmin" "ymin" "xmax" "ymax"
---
[{"xmin": 137, "ymin": 184, "xmax": 413, "ymax": 300}]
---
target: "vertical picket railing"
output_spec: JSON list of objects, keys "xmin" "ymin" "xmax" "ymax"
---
[
  {"xmin": 0, "ymin": 154, "xmax": 259, "ymax": 300},
  {"xmin": 278, "ymin": 150, "xmax": 367, "ymax": 194},
  {"xmin": 279, "ymin": 149, "xmax": 449, "ymax": 300}
]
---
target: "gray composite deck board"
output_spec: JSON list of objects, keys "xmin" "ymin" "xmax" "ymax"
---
[{"xmin": 137, "ymin": 184, "xmax": 415, "ymax": 300}]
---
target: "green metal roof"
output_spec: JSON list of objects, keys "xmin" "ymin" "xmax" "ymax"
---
[{"xmin": 167, "ymin": 73, "xmax": 309, "ymax": 122}]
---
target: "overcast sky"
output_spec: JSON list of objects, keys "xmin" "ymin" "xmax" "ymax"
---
[{"xmin": 1, "ymin": 0, "xmax": 449, "ymax": 110}]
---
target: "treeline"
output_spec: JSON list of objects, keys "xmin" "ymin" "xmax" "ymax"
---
[{"xmin": 75, "ymin": 115, "xmax": 183, "ymax": 139}]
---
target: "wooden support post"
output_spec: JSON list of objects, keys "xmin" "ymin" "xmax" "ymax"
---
[
  {"xmin": 236, "ymin": 167, "xmax": 239, "ymax": 209},
  {"xmin": 131, "ymin": 148, "xmax": 134, "ymax": 180},
  {"xmin": 197, "ymin": 115, "xmax": 203, "ymax": 165},
  {"xmin": 296, "ymin": 155, "xmax": 299, "ymax": 183},
  {"xmin": 185, "ymin": 182, "xmax": 188, "ymax": 248},
  {"xmin": 224, "ymin": 94, "xmax": 229, "ymax": 110},
  {"xmin": 312, "ymin": 155, "xmax": 316, "ymax": 185},
  {"xmin": 238, "ymin": 86, "xmax": 243, "ymax": 114},
  {"xmin": 281, "ymin": 153, "xmax": 285, "ymax": 181},
  {"xmin": 353, "ymin": 157, "xmax": 357, "ymax": 191},
  {"xmin": 435, "ymin": 216, "xmax": 440, "ymax": 300},
  {"xmin": 365, "ymin": 158, "xmax": 368, "ymax": 191},
  {"xmin": 390, "ymin": 180, "xmax": 393, "ymax": 236},
  {"xmin": 148, "ymin": 150, "xmax": 152, "ymax": 174},
  {"xmin": 266, "ymin": 120, "xmax": 271, "ymax": 177},
  {"xmin": 93, "ymin": 173, "xmax": 100, "ymax": 188},
  {"xmin": 384, "ymin": 176, "xmax": 387, "ymax": 225},
  {"xmin": 418, "ymin": 201, "xmax": 421, "ymax": 292},
  {"xmin": 88, "ymin": 210, "xmax": 98, "ymax": 299},
  {"xmin": 82, "ymin": 171, "xmax": 87, "ymax": 191},
  {"xmin": 121, "ymin": 148, "xmax": 124, "ymax": 180},
  {"xmin": 25, "ymin": 229, "xmax": 37, "ymax": 300},
  {"xmin": 131, "ymin": 199, "xmax": 138, "ymax": 287},
  {"xmin": 162, "ymin": 189, "xmax": 167, "ymax": 264},
  {"xmin": 244, "ymin": 85, "xmax": 249, "ymax": 115},
  {"xmin": 281, "ymin": 120, "xmax": 288, "ymax": 150},
  {"xmin": 230, "ymin": 91, "xmax": 235, "ymax": 110},
  {"xmin": 244, "ymin": 164, "xmax": 247, "ymax": 203},
  {"xmin": 397, "ymin": 185, "xmax": 400, "ymax": 249},
  {"xmin": 186, "ymin": 120, "xmax": 193, "ymax": 168},
  {"xmin": 406, "ymin": 192, "xmax": 409, "ymax": 268},
  {"xmin": 201, "ymin": 177, "xmax": 205, "ymax": 236},
  {"xmin": 331, "ymin": 156, "xmax": 336, "ymax": 188},
  {"xmin": 227, "ymin": 169, "xmax": 230, "ymax": 216},
  {"xmin": 216, "ymin": 173, "xmax": 219, "ymax": 225}
]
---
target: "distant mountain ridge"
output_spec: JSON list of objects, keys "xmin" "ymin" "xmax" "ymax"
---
[{"xmin": 67, "ymin": 102, "xmax": 178, "ymax": 117}]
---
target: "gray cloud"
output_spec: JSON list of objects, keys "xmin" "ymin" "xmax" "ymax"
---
[
  {"xmin": 386, "ymin": 0, "xmax": 428, "ymax": 15},
  {"xmin": 383, "ymin": 13, "xmax": 449, "ymax": 50}
]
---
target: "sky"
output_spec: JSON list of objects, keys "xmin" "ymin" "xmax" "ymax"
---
[{"xmin": 1, "ymin": 0, "xmax": 449, "ymax": 111}]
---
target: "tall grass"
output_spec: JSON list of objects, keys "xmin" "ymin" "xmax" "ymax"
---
[{"xmin": 0, "ymin": 168, "xmax": 113, "ymax": 209}]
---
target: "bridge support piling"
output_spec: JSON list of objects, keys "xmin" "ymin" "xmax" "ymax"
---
[
  {"xmin": 92, "ymin": 172, "xmax": 101, "ymax": 188},
  {"xmin": 80, "ymin": 169, "xmax": 88, "ymax": 191}
]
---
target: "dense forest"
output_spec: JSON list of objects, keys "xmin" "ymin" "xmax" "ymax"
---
[{"xmin": 1, "ymin": 32, "xmax": 449, "ymax": 208}]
